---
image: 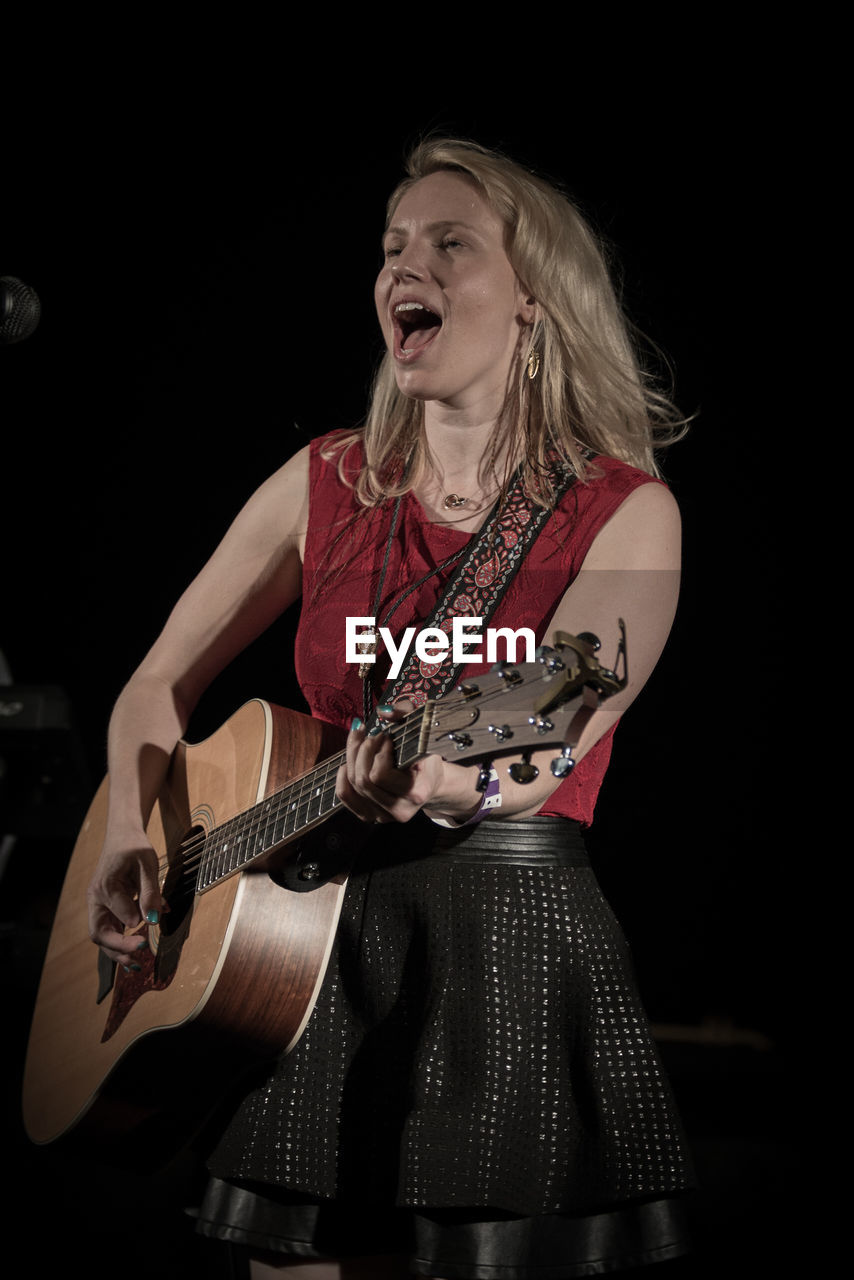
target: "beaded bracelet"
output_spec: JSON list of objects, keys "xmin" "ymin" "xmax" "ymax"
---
[{"xmin": 429, "ymin": 766, "xmax": 501, "ymax": 828}]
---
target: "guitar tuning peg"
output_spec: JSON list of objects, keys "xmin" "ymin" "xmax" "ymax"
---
[
  {"xmin": 550, "ymin": 746, "xmax": 575, "ymax": 778},
  {"xmin": 508, "ymin": 753, "xmax": 539, "ymax": 785},
  {"xmin": 575, "ymin": 632, "xmax": 601, "ymax": 653},
  {"xmin": 535, "ymin": 644, "xmax": 565, "ymax": 673},
  {"xmin": 476, "ymin": 760, "xmax": 494, "ymax": 793},
  {"xmin": 490, "ymin": 661, "xmax": 522, "ymax": 685}
]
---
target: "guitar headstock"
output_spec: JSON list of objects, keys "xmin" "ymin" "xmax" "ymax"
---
[{"xmin": 421, "ymin": 622, "xmax": 628, "ymax": 781}]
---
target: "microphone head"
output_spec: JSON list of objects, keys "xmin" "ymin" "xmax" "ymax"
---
[{"xmin": 1, "ymin": 277, "xmax": 42, "ymax": 344}]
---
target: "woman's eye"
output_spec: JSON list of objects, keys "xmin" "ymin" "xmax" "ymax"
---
[{"xmin": 439, "ymin": 237, "xmax": 463, "ymax": 251}]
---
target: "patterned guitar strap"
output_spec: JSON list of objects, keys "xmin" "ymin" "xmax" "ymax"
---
[
  {"xmin": 284, "ymin": 461, "xmax": 583, "ymax": 892},
  {"xmin": 365, "ymin": 461, "xmax": 580, "ymax": 723}
]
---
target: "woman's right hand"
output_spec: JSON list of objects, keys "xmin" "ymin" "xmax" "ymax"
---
[{"xmin": 87, "ymin": 835, "xmax": 167, "ymax": 966}]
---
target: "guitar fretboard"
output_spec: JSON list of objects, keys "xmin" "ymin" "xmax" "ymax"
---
[{"xmin": 196, "ymin": 711, "xmax": 426, "ymax": 892}]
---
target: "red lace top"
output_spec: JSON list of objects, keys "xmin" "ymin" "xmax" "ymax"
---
[{"xmin": 295, "ymin": 431, "xmax": 659, "ymax": 826}]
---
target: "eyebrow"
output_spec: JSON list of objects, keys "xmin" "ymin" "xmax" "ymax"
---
[{"xmin": 383, "ymin": 219, "xmax": 481, "ymax": 241}]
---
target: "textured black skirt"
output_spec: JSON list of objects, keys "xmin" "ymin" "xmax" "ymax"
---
[{"xmin": 197, "ymin": 815, "xmax": 694, "ymax": 1276}]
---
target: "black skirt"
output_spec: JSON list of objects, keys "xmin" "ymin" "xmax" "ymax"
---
[
  {"xmin": 196, "ymin": 1180, "xmax": 691, "ymax": 1277},
  {"xmin": 197, "ymin": 815, "xmax": 694, "ymax": 1276}
]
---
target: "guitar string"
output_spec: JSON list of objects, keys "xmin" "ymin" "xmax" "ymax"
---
[
  {"xmin": 174, "ymin": 676, "xmax": 555, "ymax": 891},
  {"xmin": 174, "ymin": 712, "xmax": 425, "ymax": 889},
  {"xmin": 170, "ymin": 705, "xmax": 424, "ymax": 873},
  {"xmin": 164, "ymin": 672, "xmax": 568, "ymax": 892},
  {"xmin": 175, "ymin": 756, "xmax": 346, "ymax": 886},
  {"xmin": 172, "ymin": 682, "xmax": 523, "ymax": 891}
]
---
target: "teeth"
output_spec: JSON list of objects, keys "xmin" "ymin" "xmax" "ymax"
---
[{"xmin": 395, "ymin": 302, "xmax": 425, "ymax": 313}]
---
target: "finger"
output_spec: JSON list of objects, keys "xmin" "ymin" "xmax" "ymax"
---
[
  {"xmin": 91, "ymin": 882, "xmax": 143, "ymax": 931},
  {"xmin": 336, "ymin": 759, "xmax": 422, "ymax": 824},
  {"xmin": 343, "ymin": 718, "xmax": 423, "ymax": 821},
  {"xmin": 136, "ymin": 852, "xmax": 168, "ymax": 921},
  {"xmin": 346, "ymin": 722, "xmax": 399, "ymax": 796},
  {"xmin": 344, "ymin": 721, "xmax": 384, "ymax": 809},
  {"xmin": 87, "ymin": 907, "xmax": 153, "ymax": 965},
  {"xmin": 345, "ymin": 718, "xmax": 367, "ymax": 781},
  {"xmin": 353, "ymin": 731, "xmax": 408, "ymax": 799},
  {"xmin": 378, "ymin": 697, "xmax": 416, "ymax": 720},
  {"xmin": 340, "ymin": 731, "xmax": 413, "ymax": 820},
  {"xmin": 336, "ymin": 761, "xmax": 388, "ymax": 823},
  {"xmin": 359, "ymin": 748, "xmax": 430, "ymax": 823}
]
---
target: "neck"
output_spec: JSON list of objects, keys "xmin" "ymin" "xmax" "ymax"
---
[
  {"xmin": 422, "ymin": 397, "xmax": 512, "ymax": 481},
  {"xmin": 424, "ymin": 415, "xmax": 495, "ymax": 467}
]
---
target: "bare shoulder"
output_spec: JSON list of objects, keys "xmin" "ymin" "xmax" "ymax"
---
[
  {"xmin": 137, "ymin": 446, "xmax": 313, "ymax": 700},
  {"xmin": 225, "ymin": 444, "xmax": 311, "ymax": 551},
  {"xmin": 583, "ymin": 480, "xmax": 681, "ymax": 571},
  {"xmin": 245, "ymin": 443, "xmax": 310, "ymax": 515},
  {"xmin": 165, "ymin": 444, "xmax": 313, "ymax": 609},
  {"xmin": 269, "ymin": 443, "xmax": 311, "ymax": 489}
]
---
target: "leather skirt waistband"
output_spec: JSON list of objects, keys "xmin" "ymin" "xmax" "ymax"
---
[
  {"xmin": 422, "ymin": 814, "xmax": 590, "ymax": 868},
  {"xmin": 343, "ymin": 814, "xmax": 590, "ymax": 877}
]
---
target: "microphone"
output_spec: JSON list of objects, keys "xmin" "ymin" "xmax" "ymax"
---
[{"xmin": 1, "ymin": 277, "xmax": 41, "ymax": 344}]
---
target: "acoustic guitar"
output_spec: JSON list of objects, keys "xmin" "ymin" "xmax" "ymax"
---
[{"xmin": 22, "ymin": 627, "xmax": 626, "ymax": 1165}]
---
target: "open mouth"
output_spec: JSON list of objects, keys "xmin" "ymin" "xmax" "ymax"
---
[{"xmin": 393, "ymin": 301, "xmax": 442, "ymax": 356}]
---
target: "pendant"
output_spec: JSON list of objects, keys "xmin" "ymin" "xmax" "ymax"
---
[{"xmin": 443, "ymin": 493, "xmax": 467, "ymax": 510}]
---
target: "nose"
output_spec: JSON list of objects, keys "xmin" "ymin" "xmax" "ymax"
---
[{"xmin": 389, "ymin": 242, "xmax": 427, "ymax": 282}]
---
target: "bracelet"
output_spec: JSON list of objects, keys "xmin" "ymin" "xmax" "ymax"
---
[{"xmin": 429, "ymin": 766, "xmax": 501, "ymax": 828}]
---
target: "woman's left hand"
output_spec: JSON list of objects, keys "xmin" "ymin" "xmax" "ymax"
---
[{"xmin": 336, "ymin": 703, "xmax": 480, "ymax": 825}]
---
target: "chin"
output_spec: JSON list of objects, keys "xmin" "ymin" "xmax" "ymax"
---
[{"xmin": 393, "ymin": 368, "xmax": 439, "ymax": 402}]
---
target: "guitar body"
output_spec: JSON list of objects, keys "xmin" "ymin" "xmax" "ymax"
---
[
  {"xmin": 21, "ymin": 629, "xmax": 626, "ymax": 1165},
  {"xmin": 22, "ymin": 699, "xmax": 348, "ymax": 1162}
]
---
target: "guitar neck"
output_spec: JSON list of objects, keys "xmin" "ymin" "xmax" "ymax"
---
[
  {"xmin": 196, "ymin": 707, "xmax": 428, "ymax": 891},
  {"xmin": 194, "ymin": 626, "xmax": 629, "ymax": 893}
]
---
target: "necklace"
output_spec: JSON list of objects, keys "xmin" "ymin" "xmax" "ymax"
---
[{"xmin": 442, "ymin": 493, "xmax": 467, "ymax": 509}]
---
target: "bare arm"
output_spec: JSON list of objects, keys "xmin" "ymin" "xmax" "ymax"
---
[
  {"xmin": 87, "ymin": 446, "xmax": 310, "ymax": 963},
  {"xmin": 338, "ymin": 481, "xmax": 681, "ymax": 823}
]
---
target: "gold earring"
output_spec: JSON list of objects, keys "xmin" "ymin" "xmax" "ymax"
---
[{"xmin": 527, "ymin": 349, "xmax": 540, "ymax": 381}]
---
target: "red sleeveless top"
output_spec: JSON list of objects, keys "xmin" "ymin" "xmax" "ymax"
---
[{"xmin": 295, "ymin": 431, "xmax": 659, "ymax": 826}]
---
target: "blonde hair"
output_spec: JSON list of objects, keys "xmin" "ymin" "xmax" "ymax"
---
[{"xmin": 328, "ymin": 137, "xmax": 687, "ymax": 507}]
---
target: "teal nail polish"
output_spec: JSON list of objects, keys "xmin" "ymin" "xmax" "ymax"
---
[
  {"xmin": 130, "ymin": 963, "xmax": 142, "ymax": 972},
  {"xmin": 146, "ymin": 909, "xmax": 159, "ymax": 924},
  {"xmin": 136, "ymin": 939, "xmax": 149, "ymax": 950},
  {"xmin": 350, "ymin": 716, "xmax": 363, "ymax": 731},
  {"xmin": 369, "ymin": 725, "xmax": 384, "ymax": 737},
  {"xmin": 377, "ymin": 703, "xmax": 393, "ymax": 715}
]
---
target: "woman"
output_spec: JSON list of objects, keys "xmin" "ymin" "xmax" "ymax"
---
[{"xmin": 88, "ymin": 139, "xmax": 694, "ymax": 1278}]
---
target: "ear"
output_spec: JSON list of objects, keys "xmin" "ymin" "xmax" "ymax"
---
[{"xmin": 516, "ymin": 289, "xmax": 538, "ymax": 326}]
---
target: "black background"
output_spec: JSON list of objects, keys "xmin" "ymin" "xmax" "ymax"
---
[{"xmin": 1, "ymin": 49, "xmax": 799, "ymax": 1278}]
